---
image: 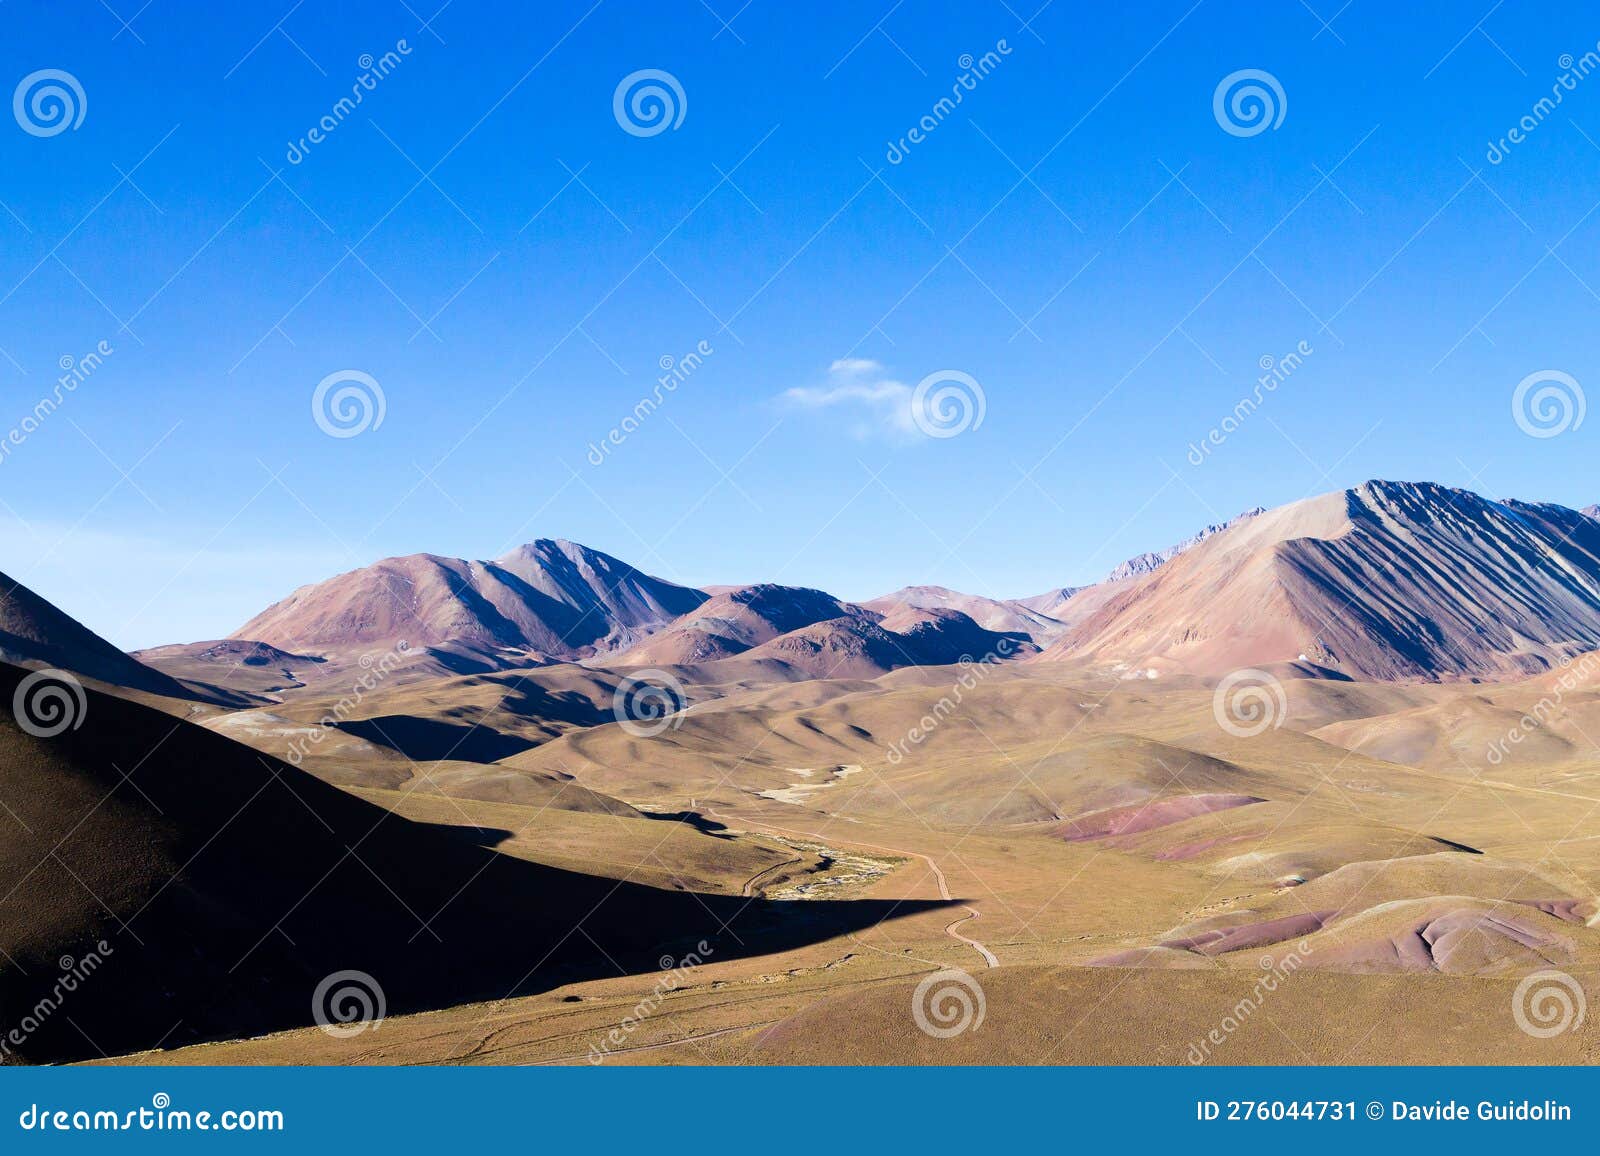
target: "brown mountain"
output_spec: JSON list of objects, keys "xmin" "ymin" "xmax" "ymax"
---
[
  {"xmin": 1012, "ymin": 585, "xmax": 1086, "ymax": 620},
  {"xmin": 862, "ymin": 584, "xmax": 1068, "ymax": 644},
  {"xmin": 129, "ymin": 639, "xmax": 326, "ymax": 698},
  {"xmin": 228, "ymin": 539, "xmax": 706, "ymax": 667},
  {"xmin": 1036, "ymin": 481, "xmax": 1600, "ymax": 681},
  {"xmin": 614, "ymin": 584, "xmax": 862, "ymax": 666},
  {"xmin": 736, "ymin": 606, "xmax": 1036, "ymax": 680}
]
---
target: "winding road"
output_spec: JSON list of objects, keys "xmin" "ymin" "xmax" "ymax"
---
[{"xmin": 702, "ymin": 804, "xmax": 999, "ymax": 969}]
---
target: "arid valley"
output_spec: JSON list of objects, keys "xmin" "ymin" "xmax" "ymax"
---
[{"xmin": 4, "ymin": 479, "xmax": 1600, "ymax": 1066}]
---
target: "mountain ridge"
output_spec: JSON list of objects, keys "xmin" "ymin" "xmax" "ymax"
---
[
  {"xmin": 229, "ymin": 539, "xmax": 708, "ymax": 668},
  {"xmin": 1036, "ymin": 480, "xmax": 1600, "ymax": 681},
  {"xmin": 104, "ymin": 481, "xmax": 1600, "ymax": 688}
]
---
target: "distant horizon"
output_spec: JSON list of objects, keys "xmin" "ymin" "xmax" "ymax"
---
[{"xmin": 11, "ymin": 472, "xmax": 1598, "ymax": 651}]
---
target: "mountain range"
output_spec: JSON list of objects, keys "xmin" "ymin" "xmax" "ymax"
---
[{"xmin": 6, "ymin": 480, "xmax": 1596, "ymax": 696}]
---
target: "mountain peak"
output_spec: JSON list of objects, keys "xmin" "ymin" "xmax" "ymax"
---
[
  {"xmin": 1040, "ymin": 482, "xmax": 1600, "ymax": 680},
  {"xmin": 230, "ymin": 540, "xmax": 707, "ymax": 665},
  {"xmin": 1349, "ymin": 478, "xmax": 1482, "ymax": 508}
]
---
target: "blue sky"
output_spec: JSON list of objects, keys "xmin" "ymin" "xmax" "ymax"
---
[{"xmin": 2, "ymin": 0, "xmax": 1598, "ymax": 647}]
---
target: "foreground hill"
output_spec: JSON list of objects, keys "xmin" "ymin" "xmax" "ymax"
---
[
  {"xmin": 0, "ymin": 660, "xmax": 940, "ymax": 1063},
  {"xmin": 1037, "ymin": 480, "xmax": 1600, "ymax": 680},
  {"xmin": 0, "ymin": 570, "xmax": 192, "ymax": 698}
]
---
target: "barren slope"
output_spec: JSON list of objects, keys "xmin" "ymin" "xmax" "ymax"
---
[
  {"xmin": 1039, "ymin": 481, "xmax": 1600, "ymax": 680},
  {"xmin": 230, "ymin": 540, "xmax": 706, "ymax": 667}
]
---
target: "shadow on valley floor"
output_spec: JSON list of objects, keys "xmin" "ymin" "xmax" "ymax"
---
[
  {"xmin": 0, "ymin": 662, "xmax": 951, "ymax": 1065},
  {"xmin": 641, "ymin": 809, "xmax": 737, "ymax": 839},
  {"xmin": 333, "ymin": 714, "xmax": 540, "ymax": 763},
  {"xmin": 413, "ymin": 821, "xmax": 518, "ymax": 848}
]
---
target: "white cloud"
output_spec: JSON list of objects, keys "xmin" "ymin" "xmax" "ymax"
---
[
  {"xmin": 781, "ymin": 360, "xmax": 919, "ymax": 440},
  {"xmin": 827, "ymin": 357, "xmax": 886, "ymax": 377}
]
